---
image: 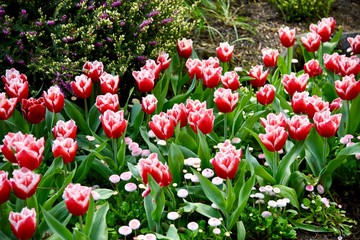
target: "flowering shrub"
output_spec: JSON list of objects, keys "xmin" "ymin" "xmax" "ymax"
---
[
  {"xmin": 0, "ymin": 15, "xmax": 359, "ymax": 240},
  {"xmin": 0, "ymin": 0, "xmax": 194, "ymax": 96}
]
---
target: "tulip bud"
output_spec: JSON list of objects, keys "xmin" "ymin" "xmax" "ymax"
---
[
  {"xmin": 63, "ymin": 183, "xmax": 92, "ymax": 216},
  {"xmin": 100, "ymin": 110, "xmax": 127, "ymax": 139},
  {"xmin": 71, "ymin": 74, "xmax": 93, "ymax": 98},
  {"xmin": 177, "ymin": 38, "xmax": 193, "ymax": 58},
  {"xmin": 53, "ymin": 119, "xmax": 77, "ymax": 139},
  {"xmin": 0, "ymin": 170, "xmax": 11, "ymax": 204},
  {"xmin": 11, "ymin": 167, "xmax": 41, "ymax": 199},
  {"xmin": 0, "ymin": 92, "xmax": 17, "ymax": 120},
  {"xmin": 216, "ymin": 42, "xmax": 234, "ymax": 62},
  {"xmin": 43, "ymin": 86, "xmax": 65, "ymax": 113},
  {"xmin": 9, "ymin": 207, "xmax": 37, "ymax": 239},
  {"xmin": 256, "ymin": 84, "xmax": 275, "ymax": 105},
  {"xmin": 21, "ymin": 97, "xmax": 46, "ymax": 124}
]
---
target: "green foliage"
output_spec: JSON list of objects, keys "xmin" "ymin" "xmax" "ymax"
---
[
  {"xmin": 0, "ymin": 0, "xmax": 195, "ymax": 95},
  {"xmin": 268, "ymin": 0, "xmax": 335, "ymax": 21}
]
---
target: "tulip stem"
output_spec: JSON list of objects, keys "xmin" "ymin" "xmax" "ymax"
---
[
  {"xmin": 273, "ymin": 151, "xmax": 279, "ymax": 178},
  {"xmin": 64, "ymin": 163, "xmax": 68, "ymax": 176},
  {"xmin": 323, "ymin": 137, "xmax": 327, "ymax": 164},
  {"xmin": 113, "ymin": 138, "xmax": 118, "ymax": 167},
  {"xmin": 84, "ymin": 98, "xmax": 88, "ymax": 122},
  {"xmin": 224, "ymin": 113, "xmax": 228, "ymax": 140},
  {"xmin": 51, "ymin": 112, "xmax": 57, "ymax": 133},
  {"xmin": 344, "ymin": 100, "xmax": 350, "ymax": 134},
  {"xmin": 79, "ymin": 215, "xmax": 84, "ymax": 233},
  {"xmin": 286, "ymin": 46, "xmax": 293, "ymax": 74}
]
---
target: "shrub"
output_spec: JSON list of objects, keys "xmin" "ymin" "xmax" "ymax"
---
[
  {"xmin": 0, "ymin": 0, "xmax": 195, "ymax": 96},
  {"xmin": 268, "ymin": 0, "xmax": 334, "ymax": 21}
]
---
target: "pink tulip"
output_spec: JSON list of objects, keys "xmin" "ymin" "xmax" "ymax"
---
[
  {"xmin": 52, "ymin": 137, "xmax": 78, "ymax": 164},
  {"xmin": 95, "ymin": 93, "xmax": 120, "ymax": 114},
  {"xmin": 301, "ymin": 32, "xmax": 321, "ymax": 52},
  {"xmin": 0, "ymin": 170, "xmax": 11, "ymax": 204},
  {"xmin": 9, "ymin": 207, "xmax": 37, "ymax": 239},
  {"xmin": 0, "ymin": 92, "xmax": 17, "ymax": 120},
  {"xmin": 260, "ymin": 112, "xmax": 287, "ymax": 129},
  {"xmin": 287, "ymin": 115, "xmax": 313, "ymax": 141},
  {"xmin": 202, "ymin": 66, "xmax": 222, "ymax": 88},
  {"xmin": 214, "ymin": 88, "xmax": 238, "ymax": 113},
  {"xmin": 100, "ymin": 110, "xmax": 127, "ymax": 139},
  {"xmin": 186, "ymin": 58, "xmax": 203, "ymax": 80},
  {"xmin": 156, "ymin": 52, "xmax": 171, "ymax": 71},
  {"xmin": 15, "ymin": 137, "xmax": 45, "ymax": 170},
  {"xmin": 53, "ymin": 119, "xmax": 77, "ymax": 139},
  {"xmin": 278, "ymin": 27, "xmax": 296, "ymax": 48},
  {"xmin": 83, "ymin": 60, "xmax": 104, "ymax": 82},
  {"xmin": 43, "ymin": 86, "xmax": 65, "ymax": 113},
  {"xmin": 0, "ymin": 132, "xmax": 35, "ymax": 164},
  {"xmin": 149, "ymin": 112, "xmax": 175, "ymax": 140},
  {"xmin": 177, "ymin": 38, "xmax": 193, "ymax": 58},
  {"xmin": 261, "ymin": 48, "xmax": 279, "ymax": 68},
  {"xmin": 249, "ymin": 65, "xmax": 269, "ymax": 88},
  {"xmin": 99, "ymin": 72, "xmax": 119, "ymax": 94},
  {"xmin": 63, "ymin": 183, "xmax": 92, "ymax": 216},
  {"xmin": 291, "ymin": 91, "xmax": 309, "ymax": 114},
  {"xmin": 313, "ymin": 109, "xmax": 342, "ymax": 138},
  {"xmin": 216, "ymin": 42, "xmax": 234, "ymax": 62},
  {"xmin": 142, "ymin": 94, "xmax": 158, "ymax": 115},
  {"xmin": 335, "ymin": 74, "xmax": 360, "ymax": 100},
  {"xmin": 256, "ymin": 84, "xmax": 275, "ymax": 105},
  {"xmin": 281, "ymin": 73, "xmax": 309, "ymax": 96},
  {"xmin": 10, "ymin": 167, "xmax": 41, "ymax": 199},
  {"xmin": 71, "ymin": 74, "xmax": 93, "ymax": 99},
  {"xmin": 166, "ymin": 103, "xmax": 187, "ymax": 128},
  {"xmin": 259, "ymin": 125, "xmax": 288, "ymax": 152},
  {"xmin": 304, "ymin": 59, "xmax": 323, "ymax": 77},
  {"xmin": 141, "ymin": 59, "xmax": 162, "ymax": 80},
  {"xmin": 132, "ymin": 69, "xmax": 155, "ymax": 93},
  {"xmin": 21, "ymin": 97, "xmax": 46, "ymax": 124},
  {"xmin": 306, "ymin": 95, "xmax": 329, "ymax": 119},
  {"xmin": 338, "ymin": 56, "xmax": 360, "ymax": 77},
  {"xmin": 221, "ymin": 71, "xmax": 240, "ymax": 91},
  {"xmin": 347, "ymin": 35, "xmax": 360, "ymax": 54},
  {"xmin": 329, "ymin": 97, "xmax": 342, "ymax": 112}
]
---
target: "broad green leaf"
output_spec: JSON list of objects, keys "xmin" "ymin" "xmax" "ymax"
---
[
  {"xmin": 274, "ymin": 185, "xmax": 299, "ymax": 209},
  {"xmin": 163, "ymin": 77, "xmax": 196, "ymax": 110},
  {"xmin": 304, "ymin": 129, "xmax": 325, "ymax": 176},
  {"xmin": 289, "ymin": 219, "xmax": 331, "ymax": 233},
  {"xmin": 276, "ymin": 141, "xmax": 304, "ymax": 185},
  {"xmin": 64, "ymin": 99, "xmax": 90, "ymax": 135},
  {"xmin": 237, "ymin": 221, "xmax": 246, "ymax": 240},
  {"xmin": 176, "ymin": 131, "xmax": 198, "ymax": 153},
  {"xmin": 225, "ymin": 179, "xmax": 235, "ymax": 214},
  {"xmin": 129, "ymin": 103, "xmax": 144, "ymax": 138},
  {"xmin": 183, "ymin": 200, "xmax": 221, "ymax": 219},
  {"xmin": 197, "ymin": 131, "xmax": 211, "ymax": 169},
  {"xmin": 237, "ymin": 110, "xmax": 267, "ymax": 142},
  {"xmin": 88, "ymin": 104, "xmax": 101, "ymax": 133},
  {"xmin": 74, "ymin": 154, "xmax": 97, "ymax": 183},
  {"xmin": 192, "ymin": 170, "xmax": 226, "ymax": 213},
  {"xmin": 168, "ymin": 143, "xmax": 184, "ymax": 184},
  {"xmin": 246, "ymin": 149, "xmax": 276, "ymax": 185},
  {"xmin": 41, "ymin": 207, "xmax": 72, "ymax": 240},
  {"xmin": 73, "ymin": 229, "xmax": 89, "ymax": 240},
  {"xmin": 323, "ymin": 29, "xmax": 343, "ymax": 54},
  {"xmin": 0, "ymin": 231, "xmax": 10, "ymax": 240},
  {"xmin": 84, "ymin": 197, "xmax": 95, "ymax": 236},
  {"xmin": 92, "ymin": 188, "xmax": 117, "ymax": 200},
  {"xmin": 89, "ymin": 203, "xmax": 109, "ymax": 240},
  {"xmin": 91, "ymin": 159, "xmax": 114, "ymax": 179},
  {"xmin": 139, "ymin": 126, "xmax": 164, "ymax": 162},
  {"xmin": 177, "ymin": 145, "xmax": 198, "ymax": 158},
  {"xmin": 347, "ymin": 94, "xmax": 360, "ymax": 134},
  {"xmin": 288, "ymin": 171, "xmax": 306, "ymax": 198},
  {"xmin": 148, "ymin": 175, "xmax": 165, "ymax": 232},
  {"xmin": 166, "ymin": 224, "xmax": 180, "ymax": 240}
]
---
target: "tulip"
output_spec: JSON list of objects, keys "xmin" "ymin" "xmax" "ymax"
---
[
  {"xmin": 203, "ymin": 57, "xmax": 220, "ymax": 68},
  {"xmin": 156, "ymin": 52, "xmax": 171, "ymax": 71},
  {"xmin": 15, "ymin": 137, "xmax": 45, "ymax": 170},
  {"xmin": 281, "ymin": 73, "xmax": 309, "ymax": 96},
  {"xmin": 202, "ymin": 66, "xmax": 222, "ymax": 88},
  {"xmin": 52, "ymin": 137, "xmax": 78, "ymax": 164},
  {"xmin": 132, "ymin": 69, "xmax": 155, "ymax": 92},
  {"xmin": 329, "ymin": 97, "xmax": 342, "ymax": 112},
  {"xmin": 216, "ymin": 42, "xmax": 234, "ymax": 62},
  {"xmin": 186, "ymin": 58, "xmax": 203, "ymax": 80},
  {"xmin": 259, "ymin": 125, "xmax": 288, "ymax": 152},
  {"xmin": 214, "ymin": 88, "xmax": 238, "ymax": 113},
  {"xmin": 287, "ymin": 115, "xmax": 313, "ymax": 141},
  {"xmin": 1, "ymin": 68, "xmax": 27, "ymax": 85},
  {"xmin": 221, "ymin": 71, "xmax": 240, "ymax": 91},
  {"xmin": 99, "ymin": 72, "xmax": 119, "ymax": 94},
  {"xmin": 291, "ymin": 91, "xmax": 309, "ymax": 114},
  {"xmin": 63, "ymin": 183, "xmax": 92, "ymax": 216},
  {"xmin": 43, "ymin": 86, "xmax": 65, "ymax": 113},
  {"xmin": 142, "ymin": 94, "xmax": 158, "ymax": 115},
  {"xmin": 100, "ymin": 109, "xmax": 127, "ymax": 139},
  {"xmin": 313, "ymin": 109, "xmax": 342, "ymax": 138},
  {"xmin": 306, "ymin": 95, "xmax": 329, "ymax": 119},
  {"xmin": 338, "ymin": 56, "xmax": 360, "ymax": 77},
  {"xmin": 324, "ymin": 53, "xmax": 341, "ymax": 74},
  {"xmin": 301, "ymin": 32, "xmax": 321, "ymax": 52},
  {"xmin": 0, "ymin": 92, "xmax": 17, "ymax": 120},
  {"xmin": 256, "ymin": 84, "xmax": 275, "ymax": 105},
  {"xmin": 71, "ymin": 74, "xmax": 93, "ymax": 99},
  {"xmin": 261, "ymin": 48, "xmax": 279, "ymax": 68},
  {"xmin": 0, "ymin": 170, "xmax": 11, "ymax": 204},
  {"xmin": 310, "ymin": 21, "xmax": 332, "ymax": 42},
  {"xmin": 278, "ymin": 27, "xmax": 296, "ymax": 48},
  {"xmin": 187, "ymin": 107, "xmax": 214, "ymax": 135},
  {"xmin": 0, "ymin": 132, "xmax": 36, "ymax": 164},
  {"xmin": 166, "ymin": 103, "xmax": 187, "ymax": 128},
  {"xmin": 335, "ymin": 74, "xmax": 360, "ymax": 100},
  {"xmin": 83, "ymin": 60, "xmax": 104, "ymax": 82},
  {"xmin": 149, "ymin": 112, "xmax": 175, "ymax": 140},
  {"xmin": 347, "ymin": 35, "xmax": 360, "ymax": 54},
  {"xmin": 10, "ymin": 167, "xmax": 41, "ymax": 199},
  {"xmin": 138, "ymin": 153, "xmax": 172, "ymax": 197},
  {"xmin": 260, "ymin": 112, "xmax": 287, "ymax": 129},
  {"xmin": 141, "ymin": 59, "xmax": 162, "ymax": 80},
  {"xmin": 321, "ymin": 17, "xmax": 336, "ymax": 33},
  {"xmin": 249, "ymin": 65, "xmax": 269, "ymax": 88},
  {"xmin": 177, "ymin": 38, "xmax": 193, "ymax": 58},
  {"xmin": 53, "ymin": 119, "xmax": 77, "ymax": 139},
  {"xmin": 2, "ymin": 68, "xmax": 29, "ymax": 102},
  {"xmin": 9, "ymin": 207, "xmax": 36, "ymax": 239},
  {"xmin": 21, "ymin": 97, "xmax": 46, "ymax": 124},
  {"xmin": 210, "ymin": 140, "xmax": 242, "ymax": 179},
  {"xmin": 304, "ymin": 59, "xmax": 323, "ymax": 77},
  {"xmin": 95, "ymin": 93, "xmax": 120, "ymax": 114},
  {"xmin": 185, "ymin": 99, "xmax": 207, "ymax": 114}
]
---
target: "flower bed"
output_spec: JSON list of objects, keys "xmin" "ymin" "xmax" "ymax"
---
[{"xmin": 0, "ymin": 16, "xmax": 360, "ymax": 239}]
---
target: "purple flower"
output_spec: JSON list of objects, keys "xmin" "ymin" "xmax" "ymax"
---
[
  {"xmin": 99, "ymin": 13, "xmax": 109, "ymax": 19},
  {"xmin": 147, "ymin": 10, "xmax": 160, "ymax": 17},
  {"xmin": 95, "ymin": 42, "xmax": 102, "ymax": 47},
  {"xmin": 119, "ymin": 21, "xmax": 125, "ymax": 26},
  {"xmin": 87, "ymin": 5, "xmax": 94, "ymax": 11},
  {"xmin": 2, "ymin": 28, "xmax": 10, "ymax": 35},
  {"xmin": 137, "ymin": 55, "xmax": 147, "ymax": 61},
  {"xmin": 35, "ymin": 21, "xmax": 43, "ymax": 26},
  {"xmin": 61, "ymin": 15, "xmax": 68, "ymax": 22},
  {"xmin": 139, "ymin": 19, "xmax": 153, "ymax": 30},
  {"xmin": 62, "ymin": 37, "xmax": 68, "ymax": 43},
  {"xmin": 18, "ymin": 60, "xmax": 25, "ymax": 65},
  {"xmin": 47, "ymin": 20, "xmax": 55, "ymax": 26},
  {"xmin": 106, "ymin": 37, "xmax": 113, "ymax": 42},
  {"xmin": 111, "ymin": 1, "xmax": 121, "ymax": 7},
  {"xmin": 5, "ymin": 54, "xmax": 14, "ymax": 64},
  {"xmin": 149, "ymin": 41, "xmax": 157, "ymax": 46},
  {"xmin": 0, "ymin": 9, "xmax": 5, "ymax": 15},
  {"xmin": 21, "ymin": 9, "xmax": 27, "ymax": 16},
  {"xmin": 162, "ymin": 18, "xmax": 173, "ymax": 25}
]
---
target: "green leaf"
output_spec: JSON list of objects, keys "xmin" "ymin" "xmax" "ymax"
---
[
  {"xmin": 91, "ymin": 159, "xmax": 114, "ymax": 180},
  {"xmin": 289, "ymin": 219, "xmax": 331, "ymax": 233},
  {"xmin": 246, "ymin": 148, "xmax": 276, "ymax": 185},
  {"xmin": 166, "ymin": 224, "xmax": 180, "ymax": 240},
  {"xmin": 163, "ymin": 77, "xmax": 196, "ymax": 110},
  {"xmin": 347, "ymin": 94, "xmax": 360, "ymax": 134},
  {"xmin": 129, "ymin": 103, "xmax": 144, "ymax": 138},
  {"xmin": 168, "ymin": 143, "xmax": 184, "ymax": 184},
  {"xmin": 197, "ymin": 131, "xmax": 211, "ymax": 169},
  {"xmin": 139, "ymin": 126, "xmax": 164, "ymax": 162},
  {"xmin": 84, "ymin": 197, "xmax": 95, "ymax": 237},
  {"xmin": 64, "ymin": 99, "xmax": 90, "ymax": 135},
  {"xmin": 88, "ymin": 104, "xmax": 101, "ymax": 133},
  {"xmin": 41, "ymin": 207, "xmax": 72, "ymax": 240},
  {"xmin": 73, "ymin": 229, "xmax": 89, "ymax": 240},
  {"xmin": 276, "ymin": 141, "xmax": 304, "ymax": 185},
  {"xmin": 89, "ymin": 203, "xmax": 109, "ymax": 240},
  {"xmin": 74, "ymin": 154, "xmax": 97, "ymax": 183},
  {"xmin": 237, "ymin": 221, "xmax": 246, "ymax": 240},
  {"xmin": 92, "ymin": 188, "xmax": 117, "ymax": 200},
  {"xmin": 192, "ymin": 170, "xmax": 226, "ymax": 213},
  {"xmin": 176, "ymin": 131, "xmax": 198, "ymax": 153},
  {"xmin": 183, "ymin": 200, "xmax": 222, "ymax": 219},
  {"xmin": 237, "ymin": 110, "xmax": 267, "ymax": 140},
  {"xmin": 274, "ymin": 185, "xmax": 299, "ymax": 209},
  {"xmin": 304, "ymin": 128, "xmax": 325, "ymax": 176},
  {"xmin": 323, "ymin": 29, "xmax": 343, "ymax": 54},
  {"xmin": 0, "ymin": 231, "xmax": 11, "ymax": 240}
]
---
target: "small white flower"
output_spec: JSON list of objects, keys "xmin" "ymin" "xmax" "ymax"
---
[
  {"xmin": 268, "ymin": 200, "xmax": 277, "ymax": 208},
  {"xmin": 212, "ymin": 176, "xmax": 224, "ymax": 185},
  {"xmin": 301, "ymin": 203, "xmax": 309, "ymax": 210},
  {"xmin": 167, "ymin": 211, "xmax": 180, "ymax": 220},
  {"xmin": 184, "ymin": 173, "xmax": 193, "ymax": 180},
  {"xmin": 177, "ymin": 189, "xmax": 189, "ymax": 198},
  {"xmin": 184, "ymin": 157, "xmax": 201, "ymax": 167},
  {"xmin": 157, "ymin": 140, "xmax": 167, "ymax": 146},
  {"xmin": 109, "ymin": 174, "xmax": 121, "ymax": 184},
  {"xmin": 141, "ymin": 149, "xmax": 151, "ymax": 157},
  {"xmin": 259, "ymin": 186, "xmax": 266, "ymax": 192},
  {"xmin": 276, "ymin": 199, "xmax": 287, "ymax": 208},
  {"xmin": 211, "ymin": 203, "xmax": 219, "ymax": 209},
  {"xmin": 128, "ymin": 219, "xmax": 140, "ymax": 230},
  {"xmin": 202, "ymin": 168, "xmax": 214, "ymax": 178},
  {"xmin": 191, "ymin": 174, "xmax": 199, "ymax": 183},
  {"xmin": 261, "ymin": 211, "xmax": 272, "ymax": 218},
  {"xmin": 213, "ymin": 227, "xmax": 221, "ymax": 235},
  {"xmin": 125, "ymin": 137, "xmax": 133, "ymax": 145},
  {"xmin": 120, "ymin": 171, "xmax": 132, "ymax": 181},
  {"xmin": 255, "ymin": 199, "xmax": 265, "ymax": 204},
  {"xmin": 118, "ymin": 226, "xmax": 132, "ymax": 236},
  {"xmin": 86, "ymin": 135, "xmax": 95, "ymax": 141},
  {"xmin": 143, "ymin": 233, "xmax": 156, "ymax": 240},
  {"xmin": 91, "ymin": 191, "xmax": 100, "ymax": 201},
  {"xmin": 273, "ymin": 187, "xmax": 281, "ymax": 194},
  {"xmin": 254, "ymin": 193, "xmax": 265, "ymax": 199},
  {"xmin": 231, "ymin": 137, "xmax": 241, "ymax": 144},
  {"xmin": 147, "ymin": 130, "xmax": 156, "ymax": 138},
  {"xmin": 321, "ymin": 197, "xmax": 330, "ymax": 208},
  {"xmin": 208, "ymin": 217, "xmax": 221, "ymax": 227},
  {"xmin": 128, "ymin": 142, "xmax": 139, "ymax": 151},
  {"xmin": 124, "ymin": 182, "xmax": 137, "ymax": 192},
  {"xmin": 187, "ymin": 221, "xmax": 199, "ymax": 231}
]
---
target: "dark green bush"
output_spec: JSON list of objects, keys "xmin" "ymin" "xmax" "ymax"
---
[
  {"xmin": 0, "ymin": 0, "xmax": 194, "ymax": 96},
  {"xmin": 268, "ymin": 0, "xmax": 334, "ymax": 21}
]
